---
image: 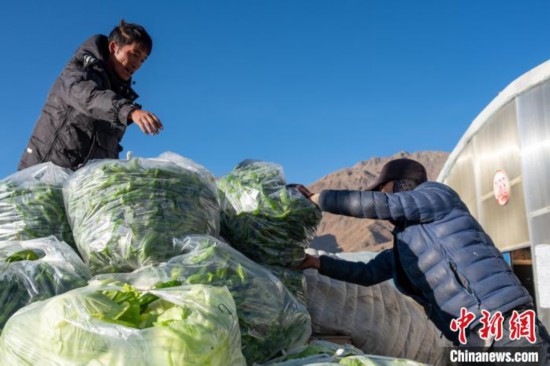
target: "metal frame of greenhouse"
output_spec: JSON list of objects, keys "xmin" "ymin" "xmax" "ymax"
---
[{"xmin": 438, "ymin": 59, "xmax": 550, "ymax": 330}]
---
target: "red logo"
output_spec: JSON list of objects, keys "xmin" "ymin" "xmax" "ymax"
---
[
  {"xmin": 450, "ymin": 308, "xmax": 476, "ymax": 344},
  {"xmin": 493, "ymin": 170, "xmax": 511, "ymax": 206},
  {"xmin": 509, "ymin": 309, "xmax": 536, "ymax": 344},
  {"xmin": 450, "ymin": 308, "xmax": 536, "ymax": 345}
]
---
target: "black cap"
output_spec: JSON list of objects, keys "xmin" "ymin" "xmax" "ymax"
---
[{"xmin": 365, "ymin": 158, "xmax": 428, "ymax": 191}]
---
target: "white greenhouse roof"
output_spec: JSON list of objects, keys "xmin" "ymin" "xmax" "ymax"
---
[{"xmin": 438, "ymin": 59, "xmax": 550, "ymax": 182}]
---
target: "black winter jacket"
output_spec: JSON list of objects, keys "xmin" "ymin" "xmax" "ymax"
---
[
  {"xmin": 318, "ymin": 182, "xmax": 533, "ymax": 343},
  {"xmin": 18, "ymin": 35, "xmax": 139, "ymax": 170}
]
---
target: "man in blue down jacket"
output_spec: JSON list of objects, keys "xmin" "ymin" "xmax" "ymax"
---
[
  {"xmin": 18, "ymin": 20, "xmax": 163, "ymax": 171},
  {"xmin": 294, "ymin": 158, "xmax": 550, "ymax": 360}
]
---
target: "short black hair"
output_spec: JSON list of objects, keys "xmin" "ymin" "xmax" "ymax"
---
[{"xmin": 108, "ymin": 19, "xmax": 153, "ymax": 55}]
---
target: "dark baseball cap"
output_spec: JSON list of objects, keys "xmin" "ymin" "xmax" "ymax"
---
[{"xmin": 366, "ymin": 158, "xmax": 428, "ymax": 191}]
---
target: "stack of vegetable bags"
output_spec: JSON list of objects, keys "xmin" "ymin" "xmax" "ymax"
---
[
  {"xmin": 92, "ymin": 235, "xmax": 312, "ymax": 365},
  {"xmin": 0, "ymin": 236, "xmax": 90, "ymax": 330},
  {"xmin": 217, "ymin": 160, "xmax": 321, "ymax": 303},
  {"xmin": 63, "ymin": 157, "xmax": 221, "ymax": 274},
  {"xmin": 0, "ymin": 163, "xmax": 74, "ymax": 246},
  {"xmin": 217, "ymin": 160, "xmax": 321, "ymax": 267},
  {"xmin": 0, "ymin": 283, "xmax": 246, "ymax": 365}
]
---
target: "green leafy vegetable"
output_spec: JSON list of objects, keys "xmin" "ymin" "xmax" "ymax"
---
[
  {"xmin": 63, "ymin": 157, "xmax": 221, "ymax": 274},
  {"xmin": 262, "ymin": 264, "xmax": 307, "ymax": 305},
  {"xmin": 217, "ymin": 160, "xmax": 321, "ymax": 267},
  {"xmin": 0, "ymin": 163, "xmax": 74, "ymax": 246},
  {"xmin": 0, "ymin": 236, "xmax": 90, "ymax": 331},
  {"xmin": 259, "ymin": 340, "xmax": 429, "ymax": 366},
  {"xmin": 0, "ymin": 283, "xmax": 246, "ymax": 365},
  {"xmin": 92, "ymin": 235, "xmax": 312, "ymax": 365}
]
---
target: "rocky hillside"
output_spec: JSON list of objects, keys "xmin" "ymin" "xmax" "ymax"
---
[{"xmin": 308, "ymin": 151, "xmax": 449, "ymax": 253}]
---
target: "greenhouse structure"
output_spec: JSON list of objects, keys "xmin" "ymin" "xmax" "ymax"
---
[{"xmin": 438, "ymin": 59, "xmax": 550, "ymax": 329}]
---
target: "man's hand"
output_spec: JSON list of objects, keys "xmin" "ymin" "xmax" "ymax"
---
[
  {"xmin": 286, "ymin": 184, "xmax": 319, "ymax": 207},
  {"xmin": 291, "ymin": 254, "xmax": 321, "ymax": 270},
  {"xmin": 309, "ymin": 193, "xmax": 320, "ymax": 206},
  {"xmin": 130, "ymin": 109, "xmax": 163, "ymax": 135}
]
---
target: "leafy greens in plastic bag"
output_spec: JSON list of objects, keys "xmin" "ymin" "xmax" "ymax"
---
[
  {"xmin": 0, "ymin": 283, "xmax": 245, "ymax": 366},
  {"xmin": 0, "ymin": 163, "xmax": 74, "ymax": 246},
  {"xmin": 217, "ymin": 160, "xmax": 321, "ymax": 267},
  {"xmin": 92, "ymin": 235, "xmax": 312, "ymax": 365},
  {"xmin": 0, "ymin": 236, "xmax": 90, "ymax": 331},
  {"xmin": 63, "ymin": 157, "xmax": 221, "ymax": 274}
]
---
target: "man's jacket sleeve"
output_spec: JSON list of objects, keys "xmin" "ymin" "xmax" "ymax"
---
[
  {"xmin": 319, "ymin": 249, "xmax": 393, "ymax": 286},
  {"xmin": 57, "ymin": 59, "xmax": 135, "ymax": 126},
  {"xmin": 318, "ymin": 183, "xmax": 455, "ymax": 224}
]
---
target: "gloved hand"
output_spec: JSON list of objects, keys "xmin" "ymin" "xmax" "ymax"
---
[
  {"xmin": 286, "ymin": 183, "xmax": 314, "ymax": 198},
  {"xmin": 290, "ymin": 253, "xmax": 321, "ymax": 270}
]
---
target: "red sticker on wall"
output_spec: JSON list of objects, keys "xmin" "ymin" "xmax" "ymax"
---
[{"xmin": 493, "ymin": 170, "xmax": 511, "ymax": 206}]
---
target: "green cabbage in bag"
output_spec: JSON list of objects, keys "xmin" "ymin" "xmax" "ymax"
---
[
  {"xmin": 0, "ymin": 283, "xmax": 245, "ymax": 366},
  {"xmin": 93, "ymin": 235, "xmax": 312, "ymax": 365}
]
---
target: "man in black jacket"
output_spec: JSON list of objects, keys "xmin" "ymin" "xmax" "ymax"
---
[
  {"xmin": 18, "ymin": 20, "xmax": 163, "ymax": 171},
  {"xmin": 293, "ymin": 158, "xmax": 550, "ymax": 363}
]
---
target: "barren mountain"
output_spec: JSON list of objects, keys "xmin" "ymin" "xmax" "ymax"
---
[{"xmin": 308, "ymin": 151, "xmax": 449, "ymax": 253}]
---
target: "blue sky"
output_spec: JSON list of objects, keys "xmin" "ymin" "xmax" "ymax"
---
[{"xmin": 1, "ymin": 1, "xmax": 549, "ymax": 184}]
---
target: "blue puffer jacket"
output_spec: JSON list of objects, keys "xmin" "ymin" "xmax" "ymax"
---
[{"xmin": 318, "ymin": 181, "xmax": 533, "ymax": 342}]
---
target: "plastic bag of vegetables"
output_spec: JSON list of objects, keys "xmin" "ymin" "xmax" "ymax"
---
[
  {"xmin": 63, "ymin": 157, "xmax": 221, "ymax": 274},
  {"xmin": 260, "ymin": 340, "xmax": 364, "ymax": 365},
  {"xmin": 260, "ymin": 340, "xmax": 428, "ymax": 366},
  {"xmin": 217, "ymin": 160, "xmax": 321, "ymax": 267},
  {"xmin": 93, "ymin": 235, "xmax": 312, "ymax": 365},
  {"xmin": 0, "ymin": 283, "xmax": 246, "ymax": 366},
  {"xmin": 0, "ymin": 236, "xmax": 90, "ymax": 331},
  {"xmin": 262, "ymin": 264, "xmax": 307, "ymax": 305},
  {"xmin": 0, "ymin": 163, "xmax": 74, "ymax": 246},
  {"xmin": 158, "ymin": 151, "xmax": 217, "ymax": 188}
]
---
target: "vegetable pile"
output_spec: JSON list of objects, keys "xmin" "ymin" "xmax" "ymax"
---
[
  {"xmin": 261, "ymin": 340, "xmax": 428, "ymax": 365},
  {"xmin": 0, "ymin": 283, "xmax": 246, "ymax": 366},
  {"xmin": 92, "ymin": 235, "xmax": 312, "ymax": 365},
  {"xmin": 0, "ymin": 154, "xmax": 424, "ymax": 365},
  {"xmin": 0, "ymin": 163, "xmax": 74, "ymax": 246},
  {"xmin": 217, "ymin": 160, "xmax": 321, "ymax": 267},
  {"xmin": 63, "ymin": 157, "xmax": 221, "ymax": 274},
  {"xmin": 0, "ymin": 236, "xmax": 90, "ymax": 330}
]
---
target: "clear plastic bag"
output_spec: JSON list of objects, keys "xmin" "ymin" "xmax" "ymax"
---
[
  {"xmin": 0, "ymin": 163, "xmax": 74, "ymax": 246},
  {"xmin": 92, "ymin": 234, "xmax": 312, "ymax": 365},
  {"xmin": 217, "ymin": 160, "xmax": 321, "ymax": 267},
  {"xmin": 262, "ymin": 263, "xmax": 307, "ymax": 305},
  {"xmin": 0, "ymin": 236, "xmax": 90, "ymax": 330},
  {"xmin": 0, "ymin": 283, "xmax": 245, "ymax": 366},
  {"xmin": 63, "ymin": 157, "xmax": 221, "ymax": 274},
  {"xmin": 259, "ymin": 340, "xmax": 429, "ymax": 366}
]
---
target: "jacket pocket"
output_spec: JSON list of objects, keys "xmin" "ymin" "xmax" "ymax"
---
[{"xmin": 449, "ymin": 261, "xmax": 473, "ymax": 293}]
